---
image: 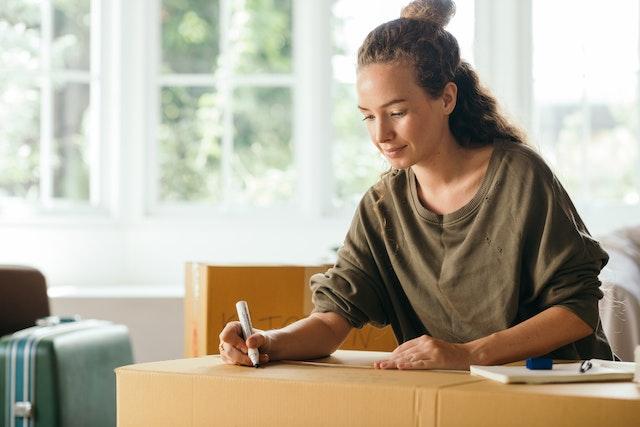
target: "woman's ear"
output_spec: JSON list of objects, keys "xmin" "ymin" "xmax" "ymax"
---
[{"xmin": 442, "ymin": 82, "xmax": 457, "ymax": 115}]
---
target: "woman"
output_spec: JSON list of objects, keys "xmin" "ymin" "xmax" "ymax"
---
[{"xmin": 219, "ymin": 0, "xmax": 613, "ymax": 370}]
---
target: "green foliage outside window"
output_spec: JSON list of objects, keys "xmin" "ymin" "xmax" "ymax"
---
[
  {"xmin": 0, "ymin": 0, "xmax": 91, "ymax": 202},
  {"xmin": 332, "ymin": 83, "xmax": 385, "ymax": 208},
  {"xmin": 162, "ymin": 0, "xmax": 220, "ymax": 74},
  {"xmin": 230, "ymin": 0, "xmax": 292, "ymax": 74},
  {"xmin": 0, "ymin": 1, "xmax": 41, "ymax": 200},
  {"xmin": 539, "ymin": 103, "xmax": 639, "ymax": 202},
  {"xmin": 52, "ymin": 82, "xmax": 90, "ymax": 201},
  {"xmin": 0, "ymin": 81, "xmax": 40, "ymax": 200},
  {"xmin": 53, "ymin": 0, "xmax": 90, "ymax": 70},
  {"xmin": 232, "ymin": 87, "xmax": 293, "ymax": 206},
  {"xmin": 159, "ymin": 0, "xmax": 293, "ymax": 206},
  {"xmin": 159, "ymin": 87, "xmax": 223, "ymax": 202}
]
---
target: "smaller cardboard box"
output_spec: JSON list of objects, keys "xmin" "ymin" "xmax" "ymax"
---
[
  {"xmin": 184, "ymin": 263, "xmax": 398, "ymax": 357},
  {"xmin": 116, "ymin": 350, "xmax": 480, "ymax": 427}
]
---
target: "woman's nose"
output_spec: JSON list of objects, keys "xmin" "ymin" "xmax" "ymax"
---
[{"xmin": 375, "ymin": 119, "xmax": 393, "ymax": 143}]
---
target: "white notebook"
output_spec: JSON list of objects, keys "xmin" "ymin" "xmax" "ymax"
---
[{"xmin": 470, "ymin": 359, "xmax": 636, "ymax": 384}]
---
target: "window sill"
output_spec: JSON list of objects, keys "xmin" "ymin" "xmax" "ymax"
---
[{"xmin": 47, "ymin": 285, "xmax": 184, "ymax": 299}]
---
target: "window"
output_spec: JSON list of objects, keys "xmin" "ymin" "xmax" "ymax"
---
[
  {"xmin": 330, "ymin": 0, "xmax": 475, "ymax": 209},
  {"xmin": 0, "ymin": 0, "xmax": 97, "ymax": 214},
  {"xmin": 155, "ymin": 0, "xmax": 293, "ymax": 210},
  {"xmin": 532, "ymin": 0, "xmax": 640, "ymax": 206},
  {"xmin": 152, "ymin": 0, "xmax": 475, "ymax": 215},
  {"xmin": 2, "ymin": 0, "xmax": 479, "ymax": 218},
  {"xmin": 4, "ymin": 1, "xmax": 639, "ymax": 288},
  {"xmin": 5, "ymin": 0, "xmax": 635, "ymax": 226}
]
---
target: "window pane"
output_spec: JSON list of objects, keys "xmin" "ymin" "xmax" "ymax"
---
[
  {"xmin": 332, "ymin": 82, "xmax": 385, "ymax": 207},
  {"xmin": 0, "ymin": 0, "xmax": 41, "ymax": 72},
  {"xmin": 230, "ymin": 0, "xmax": 292, "ymax": 74},
  {"xmin": 159, "ymin": 86, "xmax": 223, "ymax": 202},
  {"xmin": 533, "ymin": 0, "xmax": 640, "ymax": 204},
  {"xmin": 0, "ymin": 1, "xmax": 41, "ymax": 200},
  {"xmin": 331, "ymin": 0, "xmax": 475, "ymax": 208},
  {"xmin": 161, "ymin": 0, "xmax": 220, "ymax": 74},
  {"xmin": 52, "ymin": 82, "xmax": 90, "ymax": 200},
  {"xmin": 53, "ymin": 0, "xmax": 90, "ymax": 70},
  {"xmin": 0, "ymin": 80, "xmax": 40, "ymax": 200},
  {"xmin": 232, "ymin": 86, "xmax": 293, "ymax": 206}
]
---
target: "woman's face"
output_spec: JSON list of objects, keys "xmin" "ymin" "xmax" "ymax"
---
[{"xmin": 356, "ymin": 62, "xmax": 456, "ymax": 169}]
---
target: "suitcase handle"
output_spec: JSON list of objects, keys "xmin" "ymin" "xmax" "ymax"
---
[
  {"xmin": 14, "ymin": 401, "xmax": 33, "ymax": 418},
  {"xmin": 36, "ymin": 315, "xmax": 82, "ymax": 327}
]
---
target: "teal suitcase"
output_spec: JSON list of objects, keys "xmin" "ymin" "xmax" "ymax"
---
[{"xmin": 1, "ymin": 317, "xmax": 133, "ymax": 427}]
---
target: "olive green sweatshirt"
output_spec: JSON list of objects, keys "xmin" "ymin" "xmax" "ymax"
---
[{"xmin": 311, "ymin": 139, "xmax": 613, "ymax": 360}]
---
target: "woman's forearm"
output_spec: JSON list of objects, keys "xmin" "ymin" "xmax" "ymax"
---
[
  {"xmin": 263, "ymin": 312, "xmax": 352, "ymax": 361},
  {"xmin": 465, "ymin": 306, "xmax": 593, "ymax": 365}
]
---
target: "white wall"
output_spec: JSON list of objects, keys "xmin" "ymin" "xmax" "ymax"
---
[
  {"xmin": 0, "ymin": 218, "xmax": 345, "ymax": 288},
  {"xmin": 2, "ymin": 206, "xmax": 637, "ymax": 289},
  {"xmin": 49, "ymin": 289, "xmax": 183, "ymax": 363}
]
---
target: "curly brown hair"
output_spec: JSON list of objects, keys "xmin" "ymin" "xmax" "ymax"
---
[{"xmin": 357, "ymin": 0, "xmax": 526, "ymax": 147}]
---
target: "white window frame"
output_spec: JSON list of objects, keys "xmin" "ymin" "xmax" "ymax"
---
[
  {"xmin": 144, "ymin": 0, "xmax": 303, "ymax": 219},
  {"xmin": 0, "ymin": 0, "xmax": 117, "ymax": 223},
  {"xmin": 474, "ymin": 0, "xmax": 532, "ymax": 131},
  {"xmin": 475, "ymin": 0, "xmax": 640, "ymax": 232},
  {"xmin": 2, "ymin": 0, "xmax": 637, "ymax": 232}
]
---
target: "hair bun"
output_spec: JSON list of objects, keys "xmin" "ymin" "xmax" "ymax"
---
[{"xmin": 400, "ymin": 0, "xmax": 456, "ymax": 28}]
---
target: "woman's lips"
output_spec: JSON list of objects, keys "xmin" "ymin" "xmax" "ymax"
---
[{"xmin": 382, "ymin": 145, "xmax": 407, "ymax": 158}]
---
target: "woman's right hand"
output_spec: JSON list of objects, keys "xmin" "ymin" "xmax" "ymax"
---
[{"xmin": 218, "ymin": 321, "xmax": 271, "ymax": 366}]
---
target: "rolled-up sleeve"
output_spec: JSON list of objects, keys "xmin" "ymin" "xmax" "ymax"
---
[
  {"xmin": 524, "ymin": 171, "xmax": 609, "ymax": 330},
  {"xmin": 310, "ymin": 195, "xmax": 390, "ymax": 328}
]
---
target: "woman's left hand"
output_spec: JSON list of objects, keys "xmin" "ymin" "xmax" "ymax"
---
[{"xmin": 374, "ymin": 335, "xmax": 471, "ymax": 370}]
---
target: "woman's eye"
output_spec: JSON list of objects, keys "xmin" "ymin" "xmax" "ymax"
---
[
  {"xmin": 362, "ymin": 115, "xmax": 375, "ymax": 121},
  {"xmin": 390, "ymin": 111, "xmax": 406, "ymax": 117}
]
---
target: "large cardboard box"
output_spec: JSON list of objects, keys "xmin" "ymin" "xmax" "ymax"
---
[
  {"xmin": 184, "ymin": 263, "xmax": 398, "ymax": 356},
  {"xmin": 116, "ymin": 351, "xmax": 640, "ymax": 427},
  {"xmin": 437, "ymin": 378, "xmax": 640, "ymax": 427},
  {"xmin": 116, "ymin": 350, "xmax": 480, "ymax": 427}
]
